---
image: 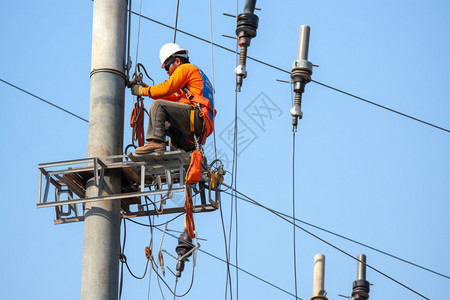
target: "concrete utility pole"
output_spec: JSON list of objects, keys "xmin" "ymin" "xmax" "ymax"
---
[
  {"xmin": 81, "ymin": 0, "xmax": 127, "ymax": 299},
  {"xmin": 311, "ymin": 254, "xmax": 328, "ymax": 300}
]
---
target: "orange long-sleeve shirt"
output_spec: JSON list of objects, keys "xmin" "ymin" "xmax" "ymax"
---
[{"xmin": 141, "ymin": 63, "xmax": 204, "ymax": 104}]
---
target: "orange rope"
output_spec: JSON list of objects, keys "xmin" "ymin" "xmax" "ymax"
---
[{"xmin": 130, "ymin": 98, "xmax": 145, "ymax": 147}]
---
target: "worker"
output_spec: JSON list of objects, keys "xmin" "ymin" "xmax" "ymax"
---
[{"xmin": 131, "ymin": 43, "xmax": 215, "ymax": 154}]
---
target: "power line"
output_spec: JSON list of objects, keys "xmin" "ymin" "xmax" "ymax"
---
[
  {"xmin": 130, "ymin": 11, "xmax": 450, "ymax": 134},
  {"xmin": 223, "ymin": 184, "xmax": 431, "ymax": 300},
  {"xmin": 310, "ymin": 80, "xmax": 450, "ymax": 133},
  {"xmin": 222, "ymin": 189, "xmax": 450, "ymax": 280},
  {"xmin": 0, "ymin": 78, "xmax": 89, "ymax": 123}
]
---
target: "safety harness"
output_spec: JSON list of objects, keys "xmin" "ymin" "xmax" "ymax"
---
[{"xmin": 184, "ymin": 89, "xmax": 216, "ymax": 145}]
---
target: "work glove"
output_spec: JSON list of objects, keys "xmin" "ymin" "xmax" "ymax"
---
[{"xmin": 131, "ymin": 84, "xmax": 145, "ymax": 96}]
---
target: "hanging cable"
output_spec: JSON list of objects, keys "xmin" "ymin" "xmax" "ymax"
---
[
  {"xmin": 119, "ymin": 218, "xmax": 126, "ymax": 300},
  {"xmin": 126, "ymin": 213, "xmax": 185, "ymax": 227},
  {"xmin": 220, "ymin": 193, "xmax": 233, "ymax": 300},
  {"xmin": 292, "ymin": 132, "xmax": 298, "ymax": 300},
  {"xmin": 125, "ymin": 0, "xmax": 132, "ymax": 81},
  {"xmin": 119, "ymin": 218, "xmax": 151, "ymax": 300},
  {"xmin": 153, "ymin": 226, "xmax": 303, "ymax": 299},
  {"xmin": 147, "ymin": 252, "xmax": 153, "ymax": 300},
  {"xmin": 290, "ymin": 85, "xmax": 299, "ymax": 299},
  {"xmin": 208, "ymin": 0, "xmax": 218, "ymax": 161},
  {"xmin": 134, "ymin": 0, "xmax": 143, "ymax": 66},
  {"xmin": 129, "ymin": 12, "xmax": 450, "ymax": 134},
  {"xmin": 150, "ymin": 259, "xmax": 196, "ymax": 297},
  {"xmin": 233, "ymin": 2, "xmax": 240, "ymax": 297},
  {"xmin": 173, "ymin": 277, "xmax": 178, "ymax": 300},
  {"xmin": 223, "ymin": 184, "xmax": 432, "ymax": 300},
  {"xmin": 173, "ymin": 0, "xmax": 180, "ymax": 42}
]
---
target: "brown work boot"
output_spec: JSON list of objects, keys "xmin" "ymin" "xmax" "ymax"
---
[{"xmin": 135, "ymin": 140, "xmax": 166, "ymax": 154}]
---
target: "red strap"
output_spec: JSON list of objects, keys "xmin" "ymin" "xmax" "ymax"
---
[{"xmin": 184, "ymin": 188, "xmax": 196, "ymax": 238}]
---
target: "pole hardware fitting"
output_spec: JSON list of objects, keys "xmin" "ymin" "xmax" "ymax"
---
[
  {"xmin": 90, "ymin": 68, "xmax": 128, "ymax": 84},
  {"xmin": 145, "ymin": 246, "xmax": 153, "ymax": 261},
  {"xmin": 290, "ymin": 24, "xmax": 314, "ymax": 131},
  {"xmin": 128, "ymin": 62, "xmax": 154, "ymax": 88},
  {"xmin": 235, "ymin": 12, "xmax": 259, "ymax": 46},
  {"xmin": 352, "ymin": 279, "xmax": 370, "ymax": 300},
  {"xmin": 311, "ymin": 296, "xmax": 328, "ymax": 300},
  {"xmin": 234, "ymin": 0, "xmax": 259, "ymax": 92},
  {"xmin": 234, "ymin": 65, "xmax": 247, "ymax": 78},
  {"xmin": 175, "ymin": 230, "xmax": 194, "ymax": 277}
]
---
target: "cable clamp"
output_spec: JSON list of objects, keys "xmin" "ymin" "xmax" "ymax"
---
[
  {"xmin": 90, "ymin": 68, "xmax": 127, "ymax": 82},
  {"xmin": 234, "ymin": 65, "xmax": 247, "ymax": 77}
]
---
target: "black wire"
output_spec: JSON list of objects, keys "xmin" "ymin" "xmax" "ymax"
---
[
  {"xmin": 233, "ymin": 4, "xmax": 240, "ymax": 297},
  {"xmin": 125, "ymin": 213, "xmax": 184, "ymax": 227},
  {"xmin": 292, "ymin": 132, "xmax": 298, "ymax": 299},
  {"xmin": 119, "ymin": 218, "xmax": 126, "ymax": 300},
  {"xmin": 310, "ymin": 79, "xmax": 450, "ymax": 133},
  {"xmin": 125, "ymin": 0, "xmax": 132, "ymax": 81},
  {"xmin": 173, "ymin": 277, "xmax": 178, "ymax": 300},
  {"xmin": 225, "ymin": 195, "xmax": 233, "ymax": 300},
  {"xmin": 153, "ymin": 226, "xmax": 303, "ymax": 299},
  {"xmin": 124, "ymin": 258, "xmax": 150, "ymax": 280},
  {"xmin": 221, "ymin": 189, "xmax": 450, "ymax": 280},
  {"xmin": 224, "ymin": 184, "xmax": 432, "ymax": 300},
  {"xmin": 173, "ymin": 0, "xmax": 180, "ymax": 43},
  {"xmin": 0, "ymin": 78, "xmax": 89, "ymax": 123},
  {"xmin": 290, "ymin": 85, "xmax": 299, "ymax": 298},
  {"xmin": 129, "ymin": 12, "xmax": 450, "ymax": 134},
  {"xmin": 150, "ymin": 259, "xmax": 196, "ymax": 297},
  {"xmin": 219, "ymin": 193, "xmax": 233, "ymax": 300}
]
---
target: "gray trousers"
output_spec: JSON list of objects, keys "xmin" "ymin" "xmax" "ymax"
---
[{"xmin": 146, "ymin": 100, "xmax": 204, "ymax": 151}]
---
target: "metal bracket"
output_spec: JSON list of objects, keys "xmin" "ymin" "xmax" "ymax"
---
[{"xmin": 37, "ymin": 151, "xmax": 222, "ymax": 224}]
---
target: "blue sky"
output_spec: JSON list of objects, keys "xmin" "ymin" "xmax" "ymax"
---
[{"xmin": 1, "ymin": 0, "xmax": 449, "ymax": 299}]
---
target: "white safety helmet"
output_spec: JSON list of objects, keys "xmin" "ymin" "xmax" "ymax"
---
[{"xmin": 159, "ymin": 43, "xmax": 189, "ymax": 68}]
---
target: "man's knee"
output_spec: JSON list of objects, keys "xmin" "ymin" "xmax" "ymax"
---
[{"xmin": 150, "ymin": 100, "xmax": 163, "ymax": 113}]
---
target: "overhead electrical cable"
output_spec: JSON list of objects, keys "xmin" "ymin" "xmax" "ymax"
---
[
  {"xmin": 221, "ymin": 190, "xmax": 450, "ymax": 280},
  {"xmin": 0, "ymin": 78, "xmax": 89, "ymax": 123},
  {"xmin": 129, "ymin": 12, "xmax": 450, "ymax": 134},
  {"xmin": 310, "ymin": 80, "xmax": 450, "ymax": 133},
  {"xmin": 223, "ymin": 184, "xmax": 431, "ymax": 300}
]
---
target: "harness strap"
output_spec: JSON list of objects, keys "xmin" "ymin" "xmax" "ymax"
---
[{"xmin": 190, "ymin": 109, "xmax": 195, "ymax": 133}]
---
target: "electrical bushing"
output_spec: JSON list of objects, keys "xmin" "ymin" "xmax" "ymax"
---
[
  {"xmin": 235, "ymin": 13, "xmax": 259, "ymax": 46},
  {"xmin": 352, "ymin": 279, "xmax": 370, "ymax": 300}
]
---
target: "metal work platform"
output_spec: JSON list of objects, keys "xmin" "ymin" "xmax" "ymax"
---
[{"xmin": 38, "ymin": 151, "xmax": 222, "ymax": 224}]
